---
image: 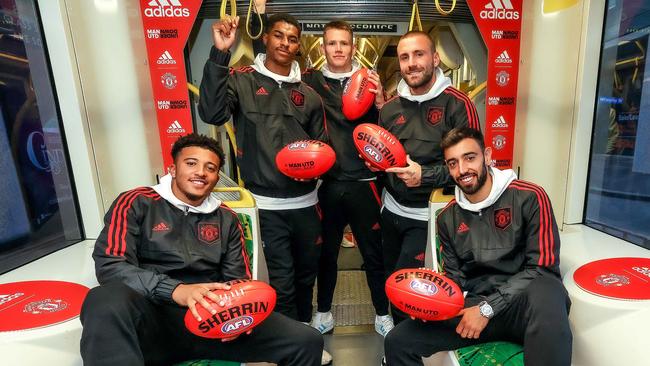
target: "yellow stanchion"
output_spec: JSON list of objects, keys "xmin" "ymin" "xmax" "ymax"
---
[
  {"xmin": 187, "ymin": 82, "xmax": 244, "ymax": 187},
  {"xmin": 409, "ymin": 1, "xmax": 423, "ymax": 32},
  {"xmin": 245, "ymin": 0, "xmax": 263, "ymax": 40},
  {"xmin": 220, "ymin": 0, "xmax": 237, "ymax": 19},
  {"xmin": 435, "ymin": 0, "xmax": 456, "ymax": 16}
]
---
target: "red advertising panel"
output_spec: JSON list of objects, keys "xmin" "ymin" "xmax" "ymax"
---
[
  {"xmin": 139, "ymin": 0, "xmax": 202, "ymax": 170},
  {"xmin": 468, "ymin": 0, "xmax": 523, "ymax": 169}
]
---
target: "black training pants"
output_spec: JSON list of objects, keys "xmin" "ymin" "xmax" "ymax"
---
[
  {"xmin": 317, "ymin": 180, "xmax": 389, "ymax": 315},
  {"xmin": 384, "ymin": 276, "xmax": 572, "ymax": 366},
  {"xmin": 259, "ymin": 205, "xmax": 322, "ymax": 322},
  {"xmin": 80, "ymin": 283, "xmax": 323, "ymax": 366}
]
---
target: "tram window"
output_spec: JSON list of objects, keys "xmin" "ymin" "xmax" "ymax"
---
[
  {"xmin": 585, "ymin": 0, "xmax": 650, "ymax": 249},
  {"xmin": 0, "ymin": 0, "xmax": 83, "ymax": 273}
]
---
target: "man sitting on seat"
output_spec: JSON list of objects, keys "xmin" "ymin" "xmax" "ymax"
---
[
  {"xmin": 80, "ymin": 133, "xmax": 322, "ymax": 366},
  {"xmin": 384, "ymin": 127, "xmax": 572, "ymax": 366}
]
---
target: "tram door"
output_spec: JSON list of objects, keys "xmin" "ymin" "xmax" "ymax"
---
[{"xmin": 185, "ymin": 1, "xmax": 486, "ymax": 335}]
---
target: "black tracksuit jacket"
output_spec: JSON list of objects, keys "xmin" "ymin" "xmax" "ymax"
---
[
  {"xmin": 93, "ymin": 187, "xmax": 250, "ymax": 304},
  {"xmin": 302, "ymin": 68, "xmax": 379, "ymax": 181},
  {"xmin": 437, "ymin": 180, "xmax": 562, "ymax": 316},
  {"xmin": 379, "ymin": 89, "xmax": 481, "ymax": 208},
  {"xmin": 198, "ymin": 47, "xmax": 327, "ymax": 198}
]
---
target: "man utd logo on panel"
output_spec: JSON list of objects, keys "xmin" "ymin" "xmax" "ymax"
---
[
  {"xmin": 494, "ymin": 207, "xmax": 511, "ymax": 230},
  {"xmin": 427, "ymin": 107, "xmax": 444, "ymax": 126},
  {"xmin": 291, "ymin": 89, "xmax": 305, "ymax": 107},
  {"xmin": 23, "ymin": 299, "xmax": 68, "ymax": 314},
  {"xmin": 199, "ymin": 223, "xmax": 220, "ymax": 245}
]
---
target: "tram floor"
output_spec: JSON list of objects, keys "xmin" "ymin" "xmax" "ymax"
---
[{"xmin": 316, "ymin": 245, "xmax": 386, "ymax": 365}]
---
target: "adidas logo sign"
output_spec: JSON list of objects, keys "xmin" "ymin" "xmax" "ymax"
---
[
  {"xmin": 495, "ymin": 50, "xmax": 512, "ymax": 64},
  {"xmin": 256, "ymin": 86, "xmax": 268, "ymax": 95},
  {"xmin": 153, "ymin": 222, "xmax": 170, "ymax": 232},
  {"xmin": 491, "ymin": 115, "xmax": 509, "ymax": 129},
  {"xmin": 396, "ymin": 115, "xmax": 406, "ymax": 125},
  {"xmin": 157, "ymin": 50, "xmax": 176, "ymax": 65},
  {"xmin": 145, "ymin": 0, "xmax": 190, "ymax": 18},
  {"xmin": 166, "ymin": 120, "xmax": 185, "ymax": 134},
  {"xmin": 481, "ymin": 0, "xmax": 520, "ymax": 20},
  {"xmin": 457, "ymin": 222, "xmax": 470, "ymax": 233}
]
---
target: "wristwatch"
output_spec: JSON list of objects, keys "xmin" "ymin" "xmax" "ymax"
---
[{"xmin": 478, "ymin": 301, "xmax": 494, "ymax": 319}]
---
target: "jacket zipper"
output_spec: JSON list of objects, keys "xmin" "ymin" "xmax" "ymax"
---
[{"xmin": 180, "ymin": 206, "xmax": 191, "ymax": 263}]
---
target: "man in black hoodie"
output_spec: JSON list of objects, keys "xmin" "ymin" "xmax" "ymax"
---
[
  {"xmin": 80, "ymin": 134, "xmax": 322, "ymax": 366},
  {"xmin": 199, "ymin": 9, "xmax": 327, "ymax": 345}
]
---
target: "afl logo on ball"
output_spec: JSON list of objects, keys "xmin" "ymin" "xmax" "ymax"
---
[
  {"xmin": 288, "ymin": 141, "xmax": 309, "ymax": 150},
  {"xmin": 221, "ymin": 315, "xmax": 254, "ymax": 334},
  {"xmin": 364, "ymin": 145, "xmax": 383, "ymax": 162},
  {"xmin": 409, "ymin": 279, "xmax": 438, "ymax": 296},
  {"xmin": 199, "ymin": 223, "xmax": 220, "ymax": 244},
  {"xmin": 290, "ymin": 89, "xmax": 304, "ymax": 107}
]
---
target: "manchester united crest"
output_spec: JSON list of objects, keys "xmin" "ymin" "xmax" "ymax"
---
[
  {"xmin": 23, "ymin": 299, "xmax": 68, "ymax": 314},
  {"xmin": 494, "ymin": 207, "xmax": 511, "ymax": 230},
  {"xmin": 198, "ymin": 223, "xmax": 220, "ymax": 244},
  {"xmin": 291, "ymin": 89, "xmax": 305, "ymax": 107},
  {"xmin": 427, "ymin": 107, "xmax": 444, "ymax": 126}
]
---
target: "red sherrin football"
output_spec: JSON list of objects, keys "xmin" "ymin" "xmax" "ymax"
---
[
  {"xmin": 385, "ymin": 268, "xmax": 464, "ymax": 321},
  {"xmin": 275, "ymin": 140, "xmax": 336, "ymax": 179},
  {"xmin": 353, "ymin": 123, "xmax": 407, "ymax": 171},
  {"xmin": 184, "ymin": 279, "xmax": 276, "ymax": 339},
  {"xmin": 342, "ymin": 68, "xmax": 375, "ymax": 120}
]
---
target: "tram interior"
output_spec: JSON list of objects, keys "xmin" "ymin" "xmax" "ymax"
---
[{"xmin": 0, "ymin": 1, "xmax": 649, "ymax": 366}]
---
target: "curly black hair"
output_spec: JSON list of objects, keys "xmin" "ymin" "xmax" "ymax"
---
[{"xmin": 171, "ymin": 133, "xmax": 225, "ymax": 167}]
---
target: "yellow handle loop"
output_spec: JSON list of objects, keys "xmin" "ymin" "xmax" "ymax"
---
[
  {"xmin": 246, "ymin": 0, "xmax": 263, "ymax": 40},
  {"xmin": 435, "ymin": 0, "xmax": 456, "ymax": 16},
  {"xmin": 409, "ymin": 1, "xmax": 423, "ymax": 32},
  {"xmin": 220, "ymin": 0, "xmax": 237, "ymax": 19}
]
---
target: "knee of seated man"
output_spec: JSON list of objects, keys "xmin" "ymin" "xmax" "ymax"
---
[
  {"xmin": 82, "ymin": 283, "xmax": 144, "ymax": 320},
  {"xmin": 525, "ymin": 276, "xmax": 570, "ymax": 313}
]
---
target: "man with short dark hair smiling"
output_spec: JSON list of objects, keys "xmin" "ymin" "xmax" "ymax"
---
[{"xmin": 80, "ymin": 134, "xmax": 322, "ymax": 366}]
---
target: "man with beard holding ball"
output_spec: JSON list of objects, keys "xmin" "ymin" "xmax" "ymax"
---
[{"xmin": 383, "ymin": 127, "xmax": 572, "ymax": 366}]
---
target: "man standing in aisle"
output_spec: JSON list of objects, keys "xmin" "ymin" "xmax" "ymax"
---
[
  {"xmin": 384, "ymin": 127, "xmax": 572, "ymax": 366},
  {"xmin": 198, "ymin": 12, "xmax": 326, "ymax": 336},
  {"xmin": 378, "ymin": 31, "xmax": 481, "ymax": 323}
]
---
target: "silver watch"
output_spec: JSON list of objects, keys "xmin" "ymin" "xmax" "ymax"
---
[{"xmin": 478, "ymin": 301, "xmax": 494, "ymax": 319}]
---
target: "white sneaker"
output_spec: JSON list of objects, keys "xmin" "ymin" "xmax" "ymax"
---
[
  {"xmin": 375, "ymin": 314, "xmax": 394, "ymax": 337},
  {"xmin": 311, "ymin": 311, "xmax": 335, "ymax": 334},
  {"xmin": 321, "ymin": 349, "xmax": 333, "ymax": 365}
]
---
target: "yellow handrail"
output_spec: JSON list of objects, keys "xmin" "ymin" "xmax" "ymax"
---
[
  {"xmin": 220, "ymin": 0, "xmax": 237, "ymax": 19},
  {"xmin": 409, "ymin": 1, "xmax": 423, "ymax": 32},
  {"xmin": 435, "ymin": 0, "xmax": 456, "ymax": 16},
  {"xmin": 245, "ymin": 0, "xmax": 263, "ymax": 40}
]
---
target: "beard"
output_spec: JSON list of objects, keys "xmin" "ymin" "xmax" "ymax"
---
[
  {"xmin": 402, "ymin": 65, "xmax": 435, "ymax": 89},
  {"xmin": 455, "ymin": 162, "xmax": 489, "ymax": 195}
]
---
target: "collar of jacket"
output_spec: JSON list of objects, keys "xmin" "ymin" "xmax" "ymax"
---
[
  {"xmin": 321, "ymin": 60, "xmax": 361, "ymax": 80},
  {"xmin": 397, "ymin": 67, "xmax": 451, "ymax": 103},
  {"xmin": 455, "ymin": 167, "xmax": 518, "ymax": 212},
  {"xmin": 252, "ymin": 53, "xmax": 301, "ymax": 84},
  {"xmin": 152, "ymin": 174, "xmax": 222, "ymax": 214}
]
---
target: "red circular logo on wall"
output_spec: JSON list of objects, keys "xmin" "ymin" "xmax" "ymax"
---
[
  {"xmin": 573, "ymin": 257, "xmax": 650, "ymax": 301},
  {"xmin": 0, "ymin": 281, "xmax": 89, "ymax": 332}
]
